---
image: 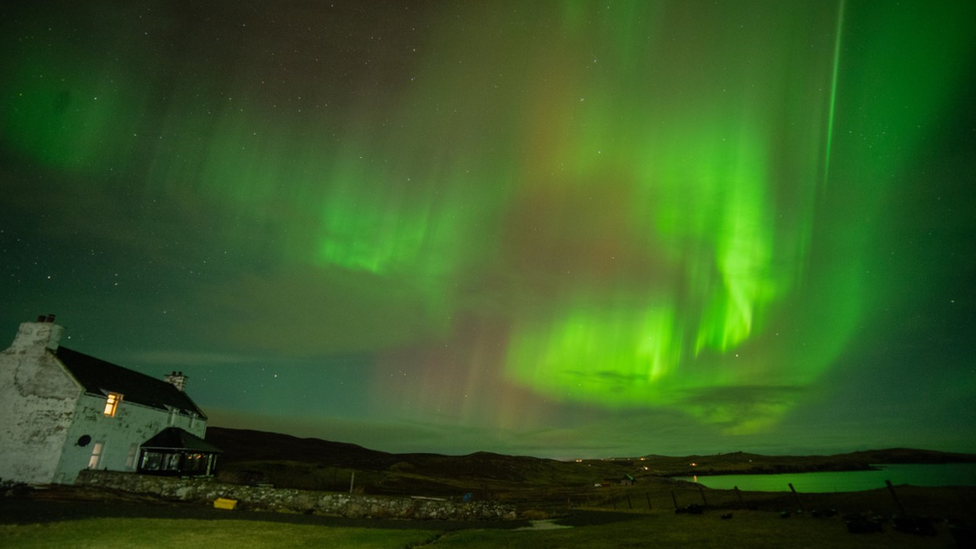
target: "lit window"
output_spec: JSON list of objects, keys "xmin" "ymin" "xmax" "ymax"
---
[
  {"xmin": 88, "ymin": 442, "xmax": 104, "ymax": 469},
  {"xmin": 103, "ymin": 393, "xmax": 123, "ymax": 416}
]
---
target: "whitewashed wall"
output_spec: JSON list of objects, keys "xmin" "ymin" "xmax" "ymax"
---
[
  {"xmin": 0, "ymin": 322, "xmax": 80, "ymax": 484},
  {"xmin": 56, "ymin": 395, "xmax": 206, "ymax": 484}
]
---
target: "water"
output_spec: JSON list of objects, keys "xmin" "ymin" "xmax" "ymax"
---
[{"xmin": 676, "ymin": 463, "xmax": 976, "ymax": 493}]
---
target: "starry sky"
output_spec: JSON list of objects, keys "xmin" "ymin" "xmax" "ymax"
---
[{"xmin": 2, "ymin": 0, "xmax": 974, "ymax": 458}]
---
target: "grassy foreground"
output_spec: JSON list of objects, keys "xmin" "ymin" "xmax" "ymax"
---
[
  {"xmin": 0, "ymin": 511, "xmax": 954, "ymax": 549},
  {"xmin": 0, "ymin": 518, "xmax": 439, "ymax": 549},
  {"xmin": 436, "ymin": 512, "xmax": 951, "ymax": 549}
]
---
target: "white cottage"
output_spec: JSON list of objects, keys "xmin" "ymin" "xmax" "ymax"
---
[{"xmin": 0, "ymin": 315, "xmax": 219, "ymax": 484}]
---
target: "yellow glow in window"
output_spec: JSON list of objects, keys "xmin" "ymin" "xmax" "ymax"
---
[{"xmin": 103, "ymin": 393, "xmax": 122, "ymax": 416}]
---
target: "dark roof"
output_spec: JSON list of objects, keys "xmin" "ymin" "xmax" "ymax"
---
[
  {"xmin": 141, "ymin": 427, "xmax": 222, "ymax": 453},
  {"xmin": 54, "ymin": 347, "xmax": 206, "ymax": 418}
]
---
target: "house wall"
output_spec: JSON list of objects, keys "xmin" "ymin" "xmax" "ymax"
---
[
  {"xmin": 1, "ymin": 319, "xmax": 210, "ymax": 485},
  {"xmin": 0, "ymin": 322, "xmax": 80, "ymax": 484},
  {"xmin": 56, "ymin": 395, "xmax": 208, "ymax": 484}
]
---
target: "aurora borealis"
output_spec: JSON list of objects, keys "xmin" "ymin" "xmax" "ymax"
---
[{"xmin": 2, "ymin": 0, "xmax": 974, "ymax": 457}]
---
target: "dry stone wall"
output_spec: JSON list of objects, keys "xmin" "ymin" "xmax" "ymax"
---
[{"xmin": 76, "ymin": 470, "xmax": 516, "ymax": 520}]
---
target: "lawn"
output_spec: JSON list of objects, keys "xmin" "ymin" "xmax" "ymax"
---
[
  {"xmin": 435, "ymin": 512, "xmax": 950, "ymax": 549},
  {"xmin": 0, "ymin": 518, "xmax": 439, "ymax": 549},
  {"xmin": 0, "ymin": 511, "xmax": 953, "ymax": 549}
]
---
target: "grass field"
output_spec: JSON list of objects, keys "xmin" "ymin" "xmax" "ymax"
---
[
  {"xmin": 0, "ymin": 518, "xmax": 439, "ymax": 549},
  {"xmin": 436, "ymin": 511, "xmax": 954, "ymax": 549},
  {"xmin": 0, "ymin": 510, "xmax": 958, "ymax": 549}
]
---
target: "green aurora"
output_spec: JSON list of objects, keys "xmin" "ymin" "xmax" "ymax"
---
[{"xmin": 1, "ymin": 0, "xmax": 974, "ymax": 456}]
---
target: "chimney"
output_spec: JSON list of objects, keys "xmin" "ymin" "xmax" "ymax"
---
[
  {"xmin": 9, "ymin": 315, "xmax": 64, "ymax": 353},
  {"xmin": 164, "ymin": 371, "xmax": 187, "ymax": 392}
]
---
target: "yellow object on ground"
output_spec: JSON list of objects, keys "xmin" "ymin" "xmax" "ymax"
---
[{"xmin": 213, "ymin": 497, "xmax": 237, "ymax": 510}]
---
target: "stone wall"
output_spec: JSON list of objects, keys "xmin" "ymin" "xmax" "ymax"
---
[{"xmin": 77, "ymin": 470, "xmax": 517, "ymax": 520}]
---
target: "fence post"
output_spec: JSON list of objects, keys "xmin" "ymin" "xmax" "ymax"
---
[
  {"xmin": 788, "ymin": 483, "xmax": 804, "ymax": 512},
  {"xmin": 885, "ymin": 480, "xmax": 908, "ymax": 517},
  {"xmin": 697, "ymin": 485, "xmax": 708, "ymax": 508}
]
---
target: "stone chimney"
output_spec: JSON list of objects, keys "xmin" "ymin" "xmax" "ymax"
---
[
  {"xmin": 7, "ymin": 315, "xmax": 64, "ymax": 353},
  {"xmin": 164, "ymin": 371, "xmax": 187, "ymax": 392}
]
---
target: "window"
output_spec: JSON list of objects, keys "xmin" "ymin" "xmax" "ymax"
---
[
  {"xmin": 103, "ymin": 392, "xmax": 123, "ymax": 416},
  {"xmin": 139, "ymin": 451, "xmax": 181, "ymax": 472},
  {"xmin": 88, "ymin": 442, "xmax": 104, "ymax": 469},
  {"xmin": 140, "ymin": 451, "xmax": 161, "ymax": 471},
  {"xmin": 125, "ymin": 443, "xmax": 140, "ymax": 470}
]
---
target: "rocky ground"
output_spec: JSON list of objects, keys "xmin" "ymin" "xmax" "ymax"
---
[{"xmin": 0, "ymin": 483, "xmax": 640, "ymax": 531}]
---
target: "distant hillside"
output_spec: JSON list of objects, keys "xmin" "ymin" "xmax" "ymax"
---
[
  {"xmin": 203, "ymin": 427, "xmax": 976, "ymax": 495},
  {"xmin": 205, "ymin": 427, "xmax": 564, "ymax": 479},
  {"xmin": 845, "ymin": 448, "xmax": 976, "ymax": 464},
  {"xmin": 204, "ymin": 427, "xmax": 636, "ymax": 494},
  {"xmin": 205, "ymin": 427, "xmax": 399, "ymax": 470},
  {"xmin": 636, "ymin": 449, "xmax": 976, "ymax": 477}
]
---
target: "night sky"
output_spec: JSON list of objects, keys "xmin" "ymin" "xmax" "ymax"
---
[{"xmin": 2, "ymin": 0, "xmax": 974, "ymax": 458}]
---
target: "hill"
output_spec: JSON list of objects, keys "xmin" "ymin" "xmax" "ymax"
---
[
  {"xmin": 204, "ymin": 427, "xmax": 639, "ymax": 496},
  {"xmin": 634, "ymin": 448, "xmax": 976, "ymax": 477},
  {"xmin": 204, "ymin": 427, "xmax": 976, "ymax": 497}
]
